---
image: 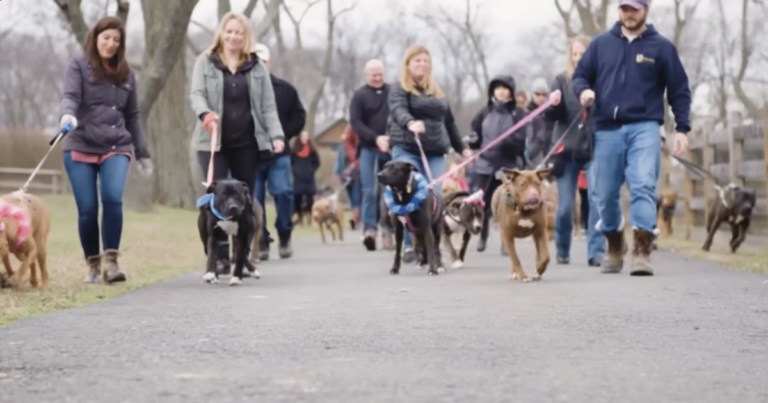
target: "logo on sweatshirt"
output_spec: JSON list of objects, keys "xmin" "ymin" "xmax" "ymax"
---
[{"xmin": 636, "ymin": 54, "xmax": 655, "ymax": 64}]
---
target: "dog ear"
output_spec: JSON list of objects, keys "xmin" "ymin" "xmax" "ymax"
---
[
  {"xmin": 447, "ymin": 199, "xmax": 462, "ymax": 216},
  {"xmin": 535, "ymin": 168, "xmax": 551, "ymax": 181},
  {"xmin": 499, "ymin": 167, "xmax": 521, "ymax": 182},
  {"xmin": 206, "ymin": 181, "xmax": 217, "ymax": 194}
]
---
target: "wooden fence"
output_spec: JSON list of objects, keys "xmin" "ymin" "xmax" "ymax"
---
[
  {"xmin": 0, "ymin": 167, "xmax": 65, "ymax": 194},
  {"xmin": 667, "ymin": 115, "xmax": 768, "ymax": 239}
]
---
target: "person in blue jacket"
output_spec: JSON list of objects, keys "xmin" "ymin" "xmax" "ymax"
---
[{"xmin": 572, "ymin": 0, "xmax": 691, "ymax": 276}]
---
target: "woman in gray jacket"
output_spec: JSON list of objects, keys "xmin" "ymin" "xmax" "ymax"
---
[
  {"xmin": 59, "ymin": 16, "xmax": 153, "ymax": 284},
  {"xmin": 189, "ymin": 12, "xmax": 284, "ymax": 274}
]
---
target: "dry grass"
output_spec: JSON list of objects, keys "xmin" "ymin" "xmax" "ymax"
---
[
  {"xmin": 656, "ymin": 232, "xmax": 768, "ymax": 274},
  {"xmin": 0, "ymin": 194, "xmax": 315, "ymax": 328}
]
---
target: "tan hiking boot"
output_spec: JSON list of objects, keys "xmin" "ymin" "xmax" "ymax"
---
[
  {"xmin": 102, "ymin": 249, "xmax": 126, "ymax": 284},
  {"xmin": 84, "ymin": 254, "xmax": 102, "ymax": 283},
  {"xmin": 601, "ymin": 230, "xmax": 628, "ymax": 273},
  {"xmin": 363, "ymin": 228, "xmax": 377, "ymax": 251},
  {"xmin": 630, "ymin": 229, "xmax": 655, "ymax": 276}
]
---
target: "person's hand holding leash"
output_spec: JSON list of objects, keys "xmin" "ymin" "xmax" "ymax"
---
[
  {"xmin": 461, "ymin": 149, "xmax": 472, "ymax": 160},
  {"xmin": 580, "ymin": 89, "xmax": 595, "ymax": 106},
  {"xmin": 202, "ymin": 112, "xmax": 219, "ymax": 135},
  {"xmin": 407, "ymin": 120, "xmax": 426, "ymax": 136},
  {"xmin": 60, "ymin": 114, "xmax": 78, "ymax": 131},
  {"xmin": 273, "ymin": 139, "xmax": 285, "ymax": 153},
  {"xmin": 550, "ymin": 90, "xmax": 562, "ymax": 106},
  {"xmin": 376, "ymin": 135, "xmax": 390, "ymax": 153},
  {"xmin": 673, "ymin": 132, "xmax": 688, "ymax": 156}
]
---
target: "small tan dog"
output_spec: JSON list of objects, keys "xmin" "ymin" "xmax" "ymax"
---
[
  {"xmin": 491, "ymin": 168, "xmax": 551, "ymax": 283},
  {"xmin": 657, "ymin": 188, "xmax": 677, "ymax": 236},
  {"xmin": 311, "ymin": 189, "xmax": 345, "ymax": 244},
  {"xmin": 0, "ymin": 191, "xmax": 51, "ymax": 289}
]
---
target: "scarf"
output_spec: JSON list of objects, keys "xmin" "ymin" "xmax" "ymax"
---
[
  {"xmin": 0, "ymin": 200, "xmax": 31, "ymax": 249},
  {"xmin": 296, "ymin": 143, "xmax": 311, "ymax": 158},
  {"xmin": 383, "ymin": 172, "xmax": 429, "ymax": 216}
]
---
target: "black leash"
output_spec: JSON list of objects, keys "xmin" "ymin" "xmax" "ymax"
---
[
  {"xmin": 534, "ymin": 105, "xmax": 591, "ymax": 170},
  {"xmin": 663, "ymin": 149, "xmax": 725, "ymax": 187}
]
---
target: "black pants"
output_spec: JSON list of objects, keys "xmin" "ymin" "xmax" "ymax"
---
[
  {"xmin": 294, "ymin": 192, "xmax": 314, "ymax": 214},
  {"xmin": 476, "ymin": 173, "xmax": 502, "ymax": 241},
  {"xmin": 578, "ymin": 188, "xmax": 589, "ymax": 230},
  {"xmin": 197, "ymin": 145, "xmax": 260, "ymax": 266}
]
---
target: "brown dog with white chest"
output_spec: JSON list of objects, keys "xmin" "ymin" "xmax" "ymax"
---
[
  {"xmin": 312, "ymin": 189, "xmax": 344, "ymax": 244},
  {"xmin": 491, "ymin": 168, "xmax": 551, "ymax": 282},
  {"xmin": 0, "ymin": 191, "xmax": 51, "ymax": 290}
]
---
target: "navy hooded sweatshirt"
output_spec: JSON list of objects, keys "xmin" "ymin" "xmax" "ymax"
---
[{"xmin": 572, "ymin": 22, "xmax": 692, "ymax": 134}]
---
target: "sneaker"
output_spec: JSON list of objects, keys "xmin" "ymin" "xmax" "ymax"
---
[
  {"xmin": 278, "ymin": 232, "xmax": 293, "ymax": 259},
  {"xmin": 402, "ymin": 247, "xmax": 416, "ymax": 263},
  {"xmin": 588, "ymin": 258, "xmax": 602, "ymax": 267},
  {"xmin": 557, "ymin": 255, "xmax": 569, "ymax": 264}
]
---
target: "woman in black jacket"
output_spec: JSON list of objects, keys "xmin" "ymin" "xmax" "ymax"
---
[
  {"xmin": 291, "ymin": 131, "xmax": 320, "ymax": 226},
  {"xmin": 59, "ymin": 16, "xmax": 153, "ymax": 284},
  {"xmin": 545, "ymin": 34, "xmax": 605, "ymax": 267},
  {"xmin": 467, "ymin": 75, "xmax": 531, "ymax": 253}
]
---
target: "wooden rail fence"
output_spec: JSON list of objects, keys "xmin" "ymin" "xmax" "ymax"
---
[{"xmin": 0, "ymin": 167, "xmax": 65, "ymax": 194}]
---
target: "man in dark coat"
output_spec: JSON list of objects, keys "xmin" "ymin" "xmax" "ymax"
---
[{"xmin": 253, "ymin": 44, "xmax": 307, "ymax": 260}]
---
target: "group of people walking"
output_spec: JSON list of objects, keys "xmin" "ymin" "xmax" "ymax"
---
[{"xmin": 57, "ymin": 0, "xmax": 690, "ymax": 282}]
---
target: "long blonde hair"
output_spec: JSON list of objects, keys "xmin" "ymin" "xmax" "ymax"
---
[
  {"xmin": 205, "ymin": 12, "xmax": 256, "ymax": 67},
  {"xmin": 398, "ymin": 45, "xmax": 445, "ymax": 99},
  {"xmin": 565, "ymin": 34, "xmax": 592, "ymax": 81}
]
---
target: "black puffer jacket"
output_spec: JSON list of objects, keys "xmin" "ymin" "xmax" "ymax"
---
[
  {"xmin": 468, "ymin": 75, "xmax": 530, "ymax": 175},
  {"xmin": 544, "ymin": 73, "xmax": 593, "ymax": 164},
  {"xmin": 387, "ymin": 81, "xmax": 465, "ymax": 156},
  {"xmin": 59, "ymin": 56, "xmax": 150, "ymax": 159}
]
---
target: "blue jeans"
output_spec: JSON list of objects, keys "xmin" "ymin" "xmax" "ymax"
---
[
  {"xmin": 555, "ymin": 160, "xmax": 605, "ymax": 260},
  {"xmin": 254, "ymin": 155, "xmax": 294, "ymax": 243},
  {"xmin": 345, "ymin": 172, "xmax": 361, "ymax": 208},
  {"xmin": 591, "ymin": 121, "xmax": 661, "ymax": 233},
  {"xmin": 63, "ymin": 151, "xmax": 130, "ymax": 258},
  {"xmin": 359, "ymin": 147, "xmax": 390, "ymax": 232},
  {"xmin": 391, "ymin": 145, "xmax": 445, "ymax": 248}
]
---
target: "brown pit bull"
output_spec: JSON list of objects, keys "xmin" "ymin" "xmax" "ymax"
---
[
  {"xmin": 656, "ymin": 188, "xmax": 677, "ymax": 237},
  {"xmin": 491, "ymin": 168, "xmax": 551, "ymax": 283},
  {"xmin": 312, "ymin": 191, "xmax": 345, "ymax": 244},
  {"xmin": 0, "ymin": 191, "xmax": 51, "ymax": 290}
]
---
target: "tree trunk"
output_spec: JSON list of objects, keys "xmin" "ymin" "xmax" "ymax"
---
[{"xmin": 145, "ymin": 42, "xmax": 198, "ymax": 209}]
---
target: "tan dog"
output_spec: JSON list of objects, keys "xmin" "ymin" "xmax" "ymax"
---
[
  {"xmin": 657, "ymin": 189, "xmax": 677, "ymax": 236},
  {"xmin": 540, "ymin": 179, "xmax": 557, "ymax": 241},
  {"xmin": 491, "ymin": 168, "xmax": 551, "ymax": 283},
  {"xmin": 0, "ymin": 192, "xmax": 51, "ymax": 289},
  {"xmin": 312, "ymin": 193, "xmax": 344, "ymax": 244}
]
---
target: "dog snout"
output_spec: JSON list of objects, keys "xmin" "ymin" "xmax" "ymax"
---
[
  {"xmin": 226, "ymin": 204, "xmax": 243, "ymax": 216},
  {"xmin": 527, "ymin": 192, "xmax": 540, "ymax": 205}
]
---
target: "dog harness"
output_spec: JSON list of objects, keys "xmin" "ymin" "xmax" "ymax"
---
[
  {"xmin": 0, "ymin": 199, "xmax": 31, "ymax": 250},
  {"xmin": 383, "ymin": 172, "xmax": 438, "ymax": 233},
  {"xmin": 196, "ymin": 193, "xmax": 230, "ymax": 220}
]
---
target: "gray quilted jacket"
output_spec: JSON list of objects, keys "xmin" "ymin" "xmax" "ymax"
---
[
  {"xmin": 59, "ymin": 56, "xmax": 150, "ymax": 159},
  {"xmin": 189, "ymin": 52, "xmax": 284, "ymax": 153}
]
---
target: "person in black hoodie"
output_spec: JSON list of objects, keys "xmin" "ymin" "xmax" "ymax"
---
[
  {"xmin": 468, "ymin": 75, "xmax": 531, "ymax": 253},
  {"xmin": 544, "ymin": 34, "xmax": 605, "ymax": 268},
  {"xmin": 290, "ymin": 131, "xmax": 320, "ymax": 226},
  {"xmin": 253, "ymin": 44, "xmax": 307, "ymax": 260}
]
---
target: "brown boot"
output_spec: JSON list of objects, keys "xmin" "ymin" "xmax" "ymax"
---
[
  {"xmin": 102, "ymin": 249, "xmax": 126, "ymax": 284},
  {"xmin": 84, "ymin": 254, "xmax": 102, "ymax": 283},
  {"xmin": 631, "ymin": 229, "xmax": 655, "ymax": 276},
  {"xmin": 601, "ymin": 230, "xmax": 628, "ymax": 273}
]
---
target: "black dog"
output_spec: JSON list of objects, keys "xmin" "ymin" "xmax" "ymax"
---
[
  {"xmin": 197, "ymin": 179, "xmax": 258, "ymax": 286},
  {"xmin": 702, "ymin": 183, "xmax": 757, "ymax": 253},
  {"xmin": 377, "ymin": 160, "xmax": 445, "ymax": 276},
  {"xmin": 441, "ymin": 190, "xmax": 485, "ymax": 269}
]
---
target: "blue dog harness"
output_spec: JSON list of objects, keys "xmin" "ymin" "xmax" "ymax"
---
[
  {"xmin": 196, "ymin": 193, "xmax": 229, "ymax": 220},
  {"xmin": 383, "ymin": 172, "xmax": 437, "ymax": 233}
]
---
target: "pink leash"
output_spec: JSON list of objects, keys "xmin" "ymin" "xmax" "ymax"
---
[
  {"xmin": 425, "ymin": 93, "xmax": 560, "ymax": 188},
  {"xmin": 413, "ymin": 135, "xmax": 434, "ymax": 182}
]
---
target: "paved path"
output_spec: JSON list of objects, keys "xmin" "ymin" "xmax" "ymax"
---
[{"xmin": 1, "ymin": 229, "xmax": 767, "ymax": 402}]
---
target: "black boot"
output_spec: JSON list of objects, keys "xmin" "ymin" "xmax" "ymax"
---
[
  {"xmin": 259, "ymin": 235, "xmax": 271, "ymax": 261},
  {"xmin": 278, "ymin": 232, "xmax": 293, "ymax": 259},
  {"xmin": 216, "ymin": 240, "xmax": 231, "ymax": 275}
]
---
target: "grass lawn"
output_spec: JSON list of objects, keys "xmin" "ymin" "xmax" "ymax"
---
[
  {"xmin": 656, "ymin": 233, "xmax": 768, "ymax": 274},
  {"xmin": 0, "ymin": 194, "xmax": 314, "ymax": 328}
]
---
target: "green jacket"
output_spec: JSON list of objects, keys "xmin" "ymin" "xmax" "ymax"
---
[{"xmin": 189, "ymin": 52, "xmax": 284, "ymax": 152}]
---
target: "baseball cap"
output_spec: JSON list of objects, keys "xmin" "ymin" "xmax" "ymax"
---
[
  {"xmin": 619, "ymin": 0, "xmax": 650, "ymax": 9},
  {"xmin": 254, "ymin": 43, "xmax": 270, "ymax": 62}
]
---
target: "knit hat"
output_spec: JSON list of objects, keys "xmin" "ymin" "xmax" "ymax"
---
[{"xmin": 531, "ymin": 77, "xmax": 549, "ymax": 94}]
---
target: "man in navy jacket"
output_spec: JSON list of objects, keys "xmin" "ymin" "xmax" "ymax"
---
[{"xmin": 572, "ymin": 0, "xmax": 691, "ymax": 276}]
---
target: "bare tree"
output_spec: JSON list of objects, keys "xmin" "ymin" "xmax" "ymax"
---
[
  {"xmin": 731, "ymin": 0, "xmax": 762, "ymax": 118},
  {"xmin": 554, "ymin": 0, "xmax": 611, "ymax": 37}
]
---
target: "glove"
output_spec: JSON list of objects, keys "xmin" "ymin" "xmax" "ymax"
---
[
  {"xmin": 135, "ymin": 158, "xmax": 154, "ymax": 177},
  {"xmin": 60, "ymin": 114, "xmax": 78, "ymax": 132}
]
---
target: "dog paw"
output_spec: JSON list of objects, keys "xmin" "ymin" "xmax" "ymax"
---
[
  {"xmin": 437, "ymin": 266, "xmax": 446, "ymax": 274},
  {"xmin": 451, "ymin": 260, "xmax": 464, "ymax": 270},
  {"xmin": 531, "ymin": 274, "xmax": 542, "ymax": 282},
  {"xmin": 249, "ymin": 269, "xmax": 261, "ymax": 279},
  {"xmin": 509, "ymin": 272, "xmax": 520, "ymax": 281},
  {"xmin": 202, "ymin": 272, "xmax": 218, "ymax": 284},
  {"xmin": 522, "ymin": 277, "xmax": 531, "ymax": 283},
  {"xmin": 229, "ymin": 277, "xmax": 242, "ymax": 286},
  {"xmin": 389, "ymin": 268, "xmax": 400, "ymax": 275},
  {"xmin": 428, "ymin": 269, "xmax": 439, "ymax": 276}
]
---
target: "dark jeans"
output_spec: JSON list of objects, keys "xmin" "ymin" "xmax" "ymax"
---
[
  {"xmin": 254, "ymin": 154, "xmax": 293, "ymax": 245},
  {"xmin": 476, "ymin": 173, "xmax": 502, "ymax": 241},
  {"xmin": 196, "ymin": 145, "xmax": 260, "ymax": 262},
  {"xmin": 578, "ymin": 188, "xmax": 589, "ymax": 230},
  {"xmin": 63, "ymin": 151, "xmax": 130, "ymax": 258}
]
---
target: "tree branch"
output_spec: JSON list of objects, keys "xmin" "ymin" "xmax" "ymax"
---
[
  {"xmin": 190, "ymin": 19, "xmax": 216, "ymax": 36},
  {"xmin": 243, "ymin": 0, "xmax": 259, "ymax": 18},
  {"xmin": 733, "ymin": 0, "xmax": 760, "ymax": 118},
  {"xmin": 218, "ymin": 0, "xmax": 232, "ymax": 21},
  {"xmin": 553, "ymin": 0, "xmax": 577, "ymax": 38},
  {"xmin": 253, "ymin": 0, "xmax": 282, "ymax": 40},
  {"xmin": 52, "ymin": 0, "xmax": 90, "ymax": 46},
  {"xmin": 116, "ymin": 0, "xmax": 130, "ymax": 25}
]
